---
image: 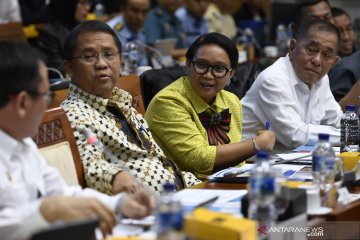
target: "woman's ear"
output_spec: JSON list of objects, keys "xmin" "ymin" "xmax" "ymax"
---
[
  {"xmin": 186, "ymin": 60, "xmax": 191, "ymax": 75},
  {"xmin": 229, "ymin": 68, "xmax": 235, "ymax": 79}
]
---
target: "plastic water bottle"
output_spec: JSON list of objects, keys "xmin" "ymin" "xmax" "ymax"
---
[
  {"xmin": 248, "ymin": 151, "xmax": 277, "ymax": 227},
  {"xmin": 312, "ymin": 133, "xmax": 336, "ymax": 206},
  {"xmin": 156, "ymin": 183, "xmax": 183, "ymax": 240},
  {"xmin": 340, "ymin": 104, "xmax": 359, "ymax": 152},
  {"xmin": 94, "ymin": 0, "xmax": 105, "ymax": 19},
  {"xmin": 244, "ymin": 28, "xmax": 255, "ymax": 62},
  {"xmin": 276, "ymin": 24, "xmax": 288, "ymax": 56},
  {"xmin": 123, "ymin": 41, "xmax": 142, "ymax": 75}
]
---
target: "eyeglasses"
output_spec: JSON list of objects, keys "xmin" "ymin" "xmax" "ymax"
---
[
  {"xmin": 70, "ymin": 51, "xmax": 120, "ymax": 64},
  {"xmin": 27, "ymin": 90, "xmax": 55, "ymax": 105},
  {"xmin": 192, "ymin": 60, "xmax": 232, "ymax": 78}
]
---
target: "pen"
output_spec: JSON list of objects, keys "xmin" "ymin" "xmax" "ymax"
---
[
  {"xmin": 265, "ymin": 120, "xmax": 271, "ymax": 130},
  {"xmin": 194, "ymin": 196, "xmax": 219, "ymax": 209},
  {"xmin": 223, "ymin": 169, "xmax": 250, "ymax": 178}
]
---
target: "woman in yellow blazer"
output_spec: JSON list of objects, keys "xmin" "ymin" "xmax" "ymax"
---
[{"xmin": 145, "ymin": 32, "xmax": 275, "ymax": 179}]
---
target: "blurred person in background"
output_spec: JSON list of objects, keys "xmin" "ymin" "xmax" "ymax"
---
[
  {"xmin": 107, "ymin": 0, "xmax": 151, "ymax": 66},
  {"xmin": 0, "ymin": 0, "xmax": 22, "ymax": 24},
  {"xmin": 175, "ymin": 0, "xmax": 209, "ymax": 47},
  {"xmin": 144, "ymin": 0, "xmax": 186, "ymax": 49},
  {"xmin": 331, "ymin": 7, "xmax": 356, "ymax": 57},
  {"xmin": 34, "ymin": 0, "xmax": 92, "ymax": 78},
  {"xmin": 18, "ymin": 0, "xmax": 50, "ymax": 26},
  {"xmin": 204, "ymin": 0, "xmax": 237, "ymax": 40},
  {"xmin": 292, "ymin": 0, "xmax": 333, "ymax": 37}
]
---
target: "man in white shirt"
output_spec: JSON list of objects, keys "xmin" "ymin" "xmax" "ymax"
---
[
  {"xmin": 241, "ymin": 19, "xmax": 342, "ymax": 153},
  {"xmin": 0, "ymin": 40, "xmax": 154, "ymax": 240}
]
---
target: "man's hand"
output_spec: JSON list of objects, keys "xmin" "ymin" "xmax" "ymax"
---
[
  {"xmin": 112, "ymin": 171, "xmax": 141, "ymax": 194},
  {"xmin": 119, "ymin": 188, "xmax": 155, "ymax": 219},
  {"xmin": 40, "ymin": 196, "xmax": 116, "ymax": 235},
  {"xmin": 255, "ymin": 130, "xmax": 276, "ymax": 151}
]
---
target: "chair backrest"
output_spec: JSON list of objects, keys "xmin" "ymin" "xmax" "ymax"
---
[
  {"xmin": 139, "ymin": 63, "xmax": 261, "ymax": 109},
  {"xmin": 0, "ymin": 22, "xmax": 26, "ymax": 42},
  {"xmin": 116, "ymin": 74, "xmax": 145, "ymax": 115},
  {"xmin": 48, "ymin": 88, "xmax": 69, "ymax": 109},
  {"xmin": 140, "ymin": 66, "xmax": 187, "ymax": 109},
  {"xmin": 34, "ymin": 107, "xmax": 87, "ymax": 188}
]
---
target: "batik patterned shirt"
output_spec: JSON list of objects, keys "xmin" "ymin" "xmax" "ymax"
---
[{"xmin": 61, "ymin": 84, "xmax": 200, "ymax": 194}]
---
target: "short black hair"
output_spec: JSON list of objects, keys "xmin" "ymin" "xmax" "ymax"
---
[
  {"xmin": 293, "ymin": 0, "xmax": 330, "ymax": 26},
  {"xmin": 63, "ymin": 20, "xmax": 122, "ymax": 60},
  {"xmin": 331, "ymin": 7, "xmax": 350, "ymax": 19},
  {"xmin": 297, "ymin": 19, "xmax": 340, "ymax": 50},
  {"xmin": 0, "ymin": 41, "xmax": 43, "ymax": 108},
  {"xmin": 186, "ymin": 32, "xmax": 239, "ymax": 69}
]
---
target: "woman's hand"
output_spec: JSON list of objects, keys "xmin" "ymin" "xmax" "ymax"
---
[{"xmin": 255, "ymin": 130, "xmax": 276, "ymax": 151}]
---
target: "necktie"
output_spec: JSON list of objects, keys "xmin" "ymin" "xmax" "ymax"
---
[
  {"xmin": 198, "ymin": 109, "xmax": 231, "ymax": 145},
  {"xmin": 107, "ymin": 102, "xmax": 151, "ymax": 151}
]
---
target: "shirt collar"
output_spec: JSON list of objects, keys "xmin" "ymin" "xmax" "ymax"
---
[
  {"xmin": 68, "ymin": 83, "xmax": 132, "ymax": 114},
  {"xmin": 183, "ymin": 77, "xmax": 228, "ymax": 114},
  {"xmin": 0, "ymin": 129, "xmax": 27, "ymax": 164}
]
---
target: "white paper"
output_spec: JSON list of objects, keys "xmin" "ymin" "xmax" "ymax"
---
[{"xmin": 174, "ymin": 189, "xmax": 247, "ymax": 215}]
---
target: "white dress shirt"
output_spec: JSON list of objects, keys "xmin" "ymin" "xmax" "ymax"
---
[
  {"xmin": 0, "ymin": 130, "xmax": 122, "ymax": 240},
  {"xmin": 241, "ymin": 55, "xmax": 342, "ymax": 153}
]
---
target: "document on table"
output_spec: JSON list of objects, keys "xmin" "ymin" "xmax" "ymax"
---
[
  {"xmin": 174, "ymin": 189, "xmax": 247, "ymax": 216},
  {"xmin": 208, "ymin": 164, "xmax": 311, "ymax": 182}
]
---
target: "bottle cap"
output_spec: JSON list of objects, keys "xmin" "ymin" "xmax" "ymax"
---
[
  {"xmin": 163, "ymin": 182, "xmax": 176, "ymax": 191},
  {"xmin": 345, "ymin": 104, "xmax": 356, "ymax": 112},
  {"xmin": 256, "ymin": 150, "xmax": 269, "ymax": 159},
  {"xmin": 318, "ymin": 133, "xmax": 330, "ymax": 141}
]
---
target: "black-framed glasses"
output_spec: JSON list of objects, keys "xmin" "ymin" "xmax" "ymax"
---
[
  {"xmin": 70, "ymin": 51, "xmax": 120, "ymax": 64},
  {"xmin": 27, "ymin": 90, "xmax": 55, "ymax": 105},
  {"xmin": 192, "ymin": 60, "xmax": 232, "ymax": 78}
]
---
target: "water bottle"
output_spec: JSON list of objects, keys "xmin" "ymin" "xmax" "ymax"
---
[
  {"xmin": 276, "ymin": 24, "xmax": 288, "ymax": 56},
  {"xmin": 248, "ymin": 151, "xmax": 277, "ymax": 228},
  {"xmin": 123, "ymin": 41, "xmax": 142, "ymax": 75},
  {"xmin": 340, "ymin": 104, "xmax": 359, "ymax": 152},
  {"xmin": 323, "ymin": 156, "xmax": 337, "ymax": 208},
  {"xmin": 312, "ymin": 133, "xmax": 336, "ymax": 207},
  {"xmin": 94, "ymin": 0, "xmax": 105, "ymax": 19},
  {"xmin": 156, "ymin": 183, "xmax": 183, "ymax": 240},
  {"xmin": 244, "ymin": 28, "xmax": 255, "ymax": 62}
]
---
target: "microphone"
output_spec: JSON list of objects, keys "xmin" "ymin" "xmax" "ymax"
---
[
  {"xmin": 80, "ymin": 128, "xmax": 101, "ymax": 146},
  {"xmin": 134, "ymin": 40, "xmax": 175, "ymax": 69},
  {"xmin": 48, "ymin": 67, "xmax": 69, "ymax": 90},
  {"xmin": 79, "ymin": 128, "xmax": 131, "ymax": 172}
]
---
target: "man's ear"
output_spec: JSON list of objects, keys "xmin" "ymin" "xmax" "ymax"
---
[
  {"xmin": 64, "ymin": 60, "xmax": 73, "ymax": 79},
  {"xmin": 331, "ymin": 55, "xmax": 341, "ymax": 68},
  {"xmin": 288, "ymin": 39, "xmax": 297, "ymax": 57},
  {"xmin": 14, "ymin": 91, "xmax": 28, "ymax": 119}
]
